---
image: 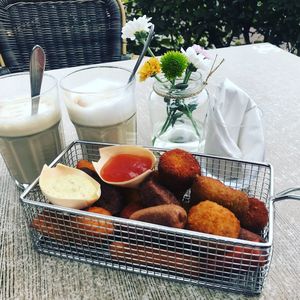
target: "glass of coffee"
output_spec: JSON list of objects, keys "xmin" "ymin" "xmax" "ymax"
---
[
  {"xmin": 60, "ymin": 66, "xmax": 136, "ymax": 144},
  {"xmin": 0, "ymin": 72, "xmax": 64, "ymax": 189}
]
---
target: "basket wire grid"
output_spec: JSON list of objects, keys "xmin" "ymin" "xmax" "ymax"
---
[{"xmin": 20, "ymin": 141, "xmax": 273, "ymax": 294}]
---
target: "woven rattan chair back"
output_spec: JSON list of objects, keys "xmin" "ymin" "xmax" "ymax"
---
[{"xmin": 0, "ymin": 0, "xmax": 126, "ymax": 73}]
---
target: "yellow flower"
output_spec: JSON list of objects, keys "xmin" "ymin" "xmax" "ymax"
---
[{"xmin": 138, "ymin": 57, "xmax": 161, "ymax": 81}]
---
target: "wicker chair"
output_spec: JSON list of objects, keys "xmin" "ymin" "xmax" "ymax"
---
[{"xmin": 0, "ymin": 0, "xmax": 126, "ymax": 73}]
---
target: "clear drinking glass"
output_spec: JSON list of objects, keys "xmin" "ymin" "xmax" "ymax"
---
[
  {"xmin": 60, "ymin": 66, "xmax": 137, "ymax": 144},
  {"xmin": 0, "ymin": 73, "xmax": 64, "ymax": 189}
]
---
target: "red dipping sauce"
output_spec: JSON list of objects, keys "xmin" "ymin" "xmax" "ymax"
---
[{"xmin": 100, "ymin": 154, "xmax": 153, "ymax": 182}]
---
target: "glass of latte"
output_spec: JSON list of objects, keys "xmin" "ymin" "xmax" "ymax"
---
[
  {"xmin": 0, "ymin": 73, "xmax": 64, "ymax": 189},
  {"xmin": 60, "ymin": 66, "xmax": 136, "ymax": 145}
]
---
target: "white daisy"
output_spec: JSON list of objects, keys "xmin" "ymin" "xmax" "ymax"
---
[
  {"xmin": 181, "ymin": 46, "xmax": 211, "ymax": 71},
  {"xmin": 121, "ymin": 15, "xmax": 152, "ymax": 41}
]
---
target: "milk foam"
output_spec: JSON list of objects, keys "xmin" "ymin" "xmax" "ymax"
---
[
  {"xmin": 64, "ymin": 79, "xmax": 135, "ymax": 127},
  {"xmin": 0, "ymin": 97, "xmax": 61, "ymax": 137}
]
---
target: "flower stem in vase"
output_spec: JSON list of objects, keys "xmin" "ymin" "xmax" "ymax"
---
[
  {"xmin": 152, "ymin": 97, "xmax": 176, "ymax": 145},
  {"xmin": 183, "ymin": 103, "xmax": 201, "ymax": 138}
]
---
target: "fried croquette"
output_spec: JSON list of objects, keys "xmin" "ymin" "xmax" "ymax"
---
[
  {"xmin": 139, "ymin": 172, "xmax": 181, "ymax": 207},
  {"xmin": 110, "ymin": 241, "xmax": 203, "ymax": 277},
  {"xmin": 158, "ymin": 148, "xmax": 201, "ymax": 199},
  {"xmin": 239, "ymin": 228, "xmax": 265, "ymax": 243},
  {"xmin": 77, "ymin": 206, "xmax": 114, "ymax": 236},
  {"xmin": 31, "ymin": 210, "xmax": 70, "ymax": 241},
  {"xmin": 130, "ymin": 204, "xmax": 187, "ymax": 229},
  {"xmin": 187, "ymin": 200, "xmax": 240, "ymax": 238},
  {"xmin": 93, "ymin": 179, "xmax": 124, "ymax": 215},
  {"xmin": 76, "ymin": 159, "xmax": 96, "ymax": 172},
  {"xmin": 191, "ymin": 175, "xmax": 249, "ymax": 219},
  {"xmin": 225, "ymin": 228, "xmax": 267, "ymax": 269},
  {"xmin": 121, "ymin": 188, "xmax": 141, "ymax": 204},
  {"xmin": 76, "ymin": 160, "xmax": 100, "ymax": 182},
  {"xmin": 120, "ymin": 201, "xmax": 144, "ymax": 219},
  {"xmin": 240, "ymin": 197, "xmax": 268, "ymax": 233}
]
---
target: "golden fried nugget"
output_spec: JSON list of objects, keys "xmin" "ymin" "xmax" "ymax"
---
[
  {"xmin": 120, "ymin": 201, "xmax": 144, "ymax": 219},
  {"xmin": 158, "ymin": 148, "xmax": 201, "ymax": 199},
  {"xmin": 93, "ymin": 179, "xmax": 124, "ymax": 215},
  {"xmin": 240, "ymin": 197, "xmax": 268, "ymax": 233},
  {"xmin": 238, "ymin": 228, "xmax": 265, "ymax": 243},
  {"xmin": 225, "ymin": 228, "xmax": 267, "ymax": 269},
  {"xmin": 188, "ymin": 200, "xmax": 240, "ymax": 238},
  {"xmin": 130, "ymin": 204, "xmax": 187, "ymax": 229},
  {"xmin": 121, "ymin": 188, "xmax": 141, "ymax": 204},
  {"xmin": 76, "ymin": 159, "xmax": 96, "ymax": 172},
  {"xmin": 139, "ymin": 172, "xmax": 180, "ymax": 207},
  {"xmin": 191, "ymin": 175, "xmax": 249, "ymax": 219},
  {"xmin": 110, "ymin": 241, "xmax": 203, "ymax": 277},
  {"xmin": 77, "ymin": 207, "xmax": 114, "ymax": 236},
  {"xmin": 31, "ymin": 210, "xmax": 71, "ymax": 241}
]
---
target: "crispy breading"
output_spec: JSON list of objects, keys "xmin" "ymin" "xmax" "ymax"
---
[
  {"xmin": 158, "ymin": 148, "xmax": 201, "ymax": 199},
  {"xmin": 191, "ymin": 175, "xmax": 249, "ymax": 219},
  {"xmin": 225, "ymin": 228, "xmax": 267, "ymax": 269},
  {"xmin": 76, "ymin": 159, "xmax": 96, "ymax": 172},
  {"xmin": 31, "ymin": 210, "xmax": 70, "ymax": 241},
  {"xmin": 76, "ymin": 206, "xmax": 114, "ymax": 236},
  {"xmin": 139, "ymin": 172, "xmax": 180, "ymax": 207},
  {"xmin": 120, "ymin": 201, "xmax": 144, "ymax": 219},
  {"xmin": 187, "ymin": 200, "xmax": 240, "ymax": 238},
  {"xmin": 238, "ymin": 228, "xmax": 265, "ymax": 242},
  {"xmin": 93, "ymin": 178, "xmax": 124, "ymax": 215},
  {"xmin": 130, "ymin": 204, "xmax": 187, "ymax": 229},
  {"xmin": 110, "ymin": 241, "xmax": 203, "ymax": 277},
  {"xmin": 240, "ymin": 197, "xmax": 268, "ymax": 233}
]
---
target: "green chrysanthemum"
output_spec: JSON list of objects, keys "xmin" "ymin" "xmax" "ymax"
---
[{"xmin": 160, "ymin": 51, "xmax": 188, "ymax": 81}]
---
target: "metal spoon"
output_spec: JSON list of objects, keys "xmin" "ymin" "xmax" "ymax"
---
[
  {"xmin": 128, "ymin": 24, "xmax": 155, "ymax": 84},
  {"xmin": 30, "ymin": 45, "xmax": 46, "ymax": 115}
]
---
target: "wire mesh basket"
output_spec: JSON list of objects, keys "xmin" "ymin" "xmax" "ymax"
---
[{"xmin": 20, "ymin": 140, "xmax": 275, "ymax": 295}]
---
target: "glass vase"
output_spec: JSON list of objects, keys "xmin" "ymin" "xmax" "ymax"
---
[{"xmin": 148, "ymin": 72, "xmax": 209, "ymax": 152}]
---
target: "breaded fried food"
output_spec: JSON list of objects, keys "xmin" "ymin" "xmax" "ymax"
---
[
  {"xmin": 139, "ymin": 172, "xmax": 180, "ymax": 207},
  {"xmin": 191, "ymin": 175, "xmax": 249, "ymax": 219},
  {"xmin": 130, "ymin": 204, "xmax": 187, "ymax": 229},
  {"xmin": 77, "ymin": 206, "xmax": 114, "ymax": 236},
  {"xmin": 31, "ymin": 210, "xmax": 71, "ymax": 241},
  {"xmin": 240, "ymin": 197, "xmax": 268, "ymax": 233},
  {"xmin": 110, "ymin": 241, "xmax": 203, "ymax": 277},
  {"xmin": 187, "ymin": 200, "xmax": 240, "ymax": 238},
  {"xmin": 121, "ymin": 188, "xmax": 141, "ymax": 204},
  {"xmin": 239, "ymin": 228, "xmax": 265, "ymax": 243},
  {"xmin": 76, "ymin": 159, "xmax": 100, "ymax": 182},
  {"xmin": 120, "ymin": 201, "xmax": 144, "ymax": 219},
  {"xmin": 76, "ymin": 159, "xmax": 96, "ymax": 172},
  {"xmin": 225, "ymin": 228, "xmax": 267, "ymax": 269},
  {"xmin": 93, "ymin": 179, "xmax": 124, "ymax": 215},
  {"xmin": 158, "ymin": 148, "xmax": 201, "ymax": 199}
]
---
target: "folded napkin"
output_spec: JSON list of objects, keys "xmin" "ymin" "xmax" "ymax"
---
[{"xmin": 204, "ymin": 78, "xmax": 265, "ymax": 162}]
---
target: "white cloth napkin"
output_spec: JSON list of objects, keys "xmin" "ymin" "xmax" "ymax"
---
[{"xmin": 204, "ymin": 78, "xmax": 265, "ymax": 162}]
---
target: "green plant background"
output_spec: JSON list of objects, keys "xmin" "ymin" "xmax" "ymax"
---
[{"xmin": 124, "ymin": 0, "xmax": 300, "ymax": 55}]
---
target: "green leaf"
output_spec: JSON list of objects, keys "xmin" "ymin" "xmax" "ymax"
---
[
  {"xmin": 187, "ymin": 103, "xmax": 198, "ymax": 112},
  {"xmin": 171, "ymin": 112, "xmax": 183, "ymax": 126}
]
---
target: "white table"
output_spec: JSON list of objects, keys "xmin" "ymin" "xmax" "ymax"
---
[{"xmin": 1, "ymin": 43, "xmax": 300, "ymax": 299}]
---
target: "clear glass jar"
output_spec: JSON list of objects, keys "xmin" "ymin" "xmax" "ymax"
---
[{"xmin": 148, "ymin": 72, "xmax": 209, "ymax": 152}]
